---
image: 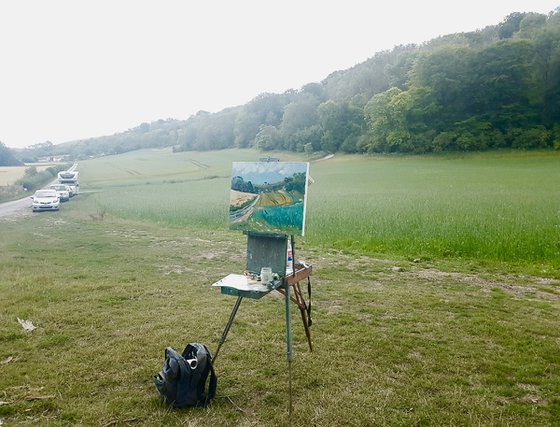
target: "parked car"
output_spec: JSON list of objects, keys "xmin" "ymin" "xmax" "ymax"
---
[
  {"xmin": 31, "ymin": 189, "xmax": 60, "ymax": 212},
  {"xmin": 49, "ymin": 184, "xmax": 70, "ymax": 202},
  {"xmin": 66, "ymin": 184, "xmax": 77, "ymax": 197}
]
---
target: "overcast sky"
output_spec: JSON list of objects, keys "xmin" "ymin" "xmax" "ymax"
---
[{"xmin": 1, "ymin": 1, "xmax": 558, "ymax": 149}]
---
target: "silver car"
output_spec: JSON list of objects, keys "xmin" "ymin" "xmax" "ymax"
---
[
  {"xmin": 49, "ymin": 184, "xmax": 70, "ymax": 202},
  {"xmin": 31, "ymin": 189, "xmax": 60, "ymax": 212}
]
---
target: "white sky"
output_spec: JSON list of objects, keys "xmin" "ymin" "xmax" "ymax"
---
[{"xmin": 1, "ymin": 0, "xmax": 558, "ymax": 148}]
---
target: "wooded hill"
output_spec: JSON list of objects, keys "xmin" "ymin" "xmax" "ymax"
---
[
  {"xmin": 0, "ymin": 142, "xmax": 22, "ymax": 166},
  {"xmin": 21, "ymin": 9, "xmax": 560, "ymax": 161}
]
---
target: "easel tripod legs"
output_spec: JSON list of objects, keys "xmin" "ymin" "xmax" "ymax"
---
[
  {"xmin": 214, "ymin": 296, "xmax": 243, "ymax": 363},
  {"xmin": 293, "ymin": 282, "xmax": 313, "ymax": 352}
]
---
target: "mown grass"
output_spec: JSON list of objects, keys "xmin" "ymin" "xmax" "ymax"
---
[
  {"xmin": 1, "ymin": 148, "xmax": 559, "ymax": 425},
  {"xmin": 0, "ymin": 197, "xmax": 559, "ymax": 426}
]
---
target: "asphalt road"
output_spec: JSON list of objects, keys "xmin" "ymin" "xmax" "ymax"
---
[{"xmin": 0, "ymin": 163, "xmax": 78, "ymax": 221}]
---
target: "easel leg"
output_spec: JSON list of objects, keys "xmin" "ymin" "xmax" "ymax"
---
[
  {"xmin": 293, "ymin": 283, "xmax": 313, "ymax": 352},
  {"xmin": 214, "ymin": 296, "xmax": 243, "ymax": 363},
  {"xmin": 276, "ymin": 282, "xmax": 313, "ymax": 352}
]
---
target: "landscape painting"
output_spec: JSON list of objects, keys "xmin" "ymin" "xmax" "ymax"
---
[{"xmin": 229, "ymin": 162, "xmax": 309, "ymax": 236}]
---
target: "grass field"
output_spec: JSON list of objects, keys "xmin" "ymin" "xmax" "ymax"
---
[
  {"xmin": 78, "ymin": 148, "xmax": 560, "ymax": 274},
  {"xmin": 307, "ymin": 151, "xmax": 560, "ymax": 273},
  {"xmin": 1, "ymin": 148, "xmax": 559, "ymax": 426}
]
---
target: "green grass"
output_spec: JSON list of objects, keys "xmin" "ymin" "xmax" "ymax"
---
[
  {"xmin": 0, "ymin": 202, "xmax": 558, "ymax": 426},
  {"xmin": 1, "ymin": 148, "xmax": 559, "ymax": 425},
  {"xmin": 306, "ymin": 151, "xmax": 560, "ymax": 272},
  {"xmin": 78, "ymin": 148, "xmax": 560, "ymax": 274}
]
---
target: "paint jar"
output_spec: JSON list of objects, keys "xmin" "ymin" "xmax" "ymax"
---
[
  {"xmin": 260, "ymin": 267, "xmax": 273, "ymax": 285},
  {"xmin": 286, "ymin": 239, "xmax": 293, "ymax": 275}
]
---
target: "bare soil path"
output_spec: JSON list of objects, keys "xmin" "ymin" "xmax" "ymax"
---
[{"xmin": 0, "ymin": 196, "xmax": 32, "ymax": 221}]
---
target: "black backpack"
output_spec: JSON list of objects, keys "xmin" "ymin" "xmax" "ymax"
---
[{"xmin": 154, "ymin": 343, "xmax": 217, "ymax": 408}]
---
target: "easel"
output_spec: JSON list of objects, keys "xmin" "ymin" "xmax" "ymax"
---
[{"xmin": 212, "ymin": 231, "xmax": 312, "ymax": 415}]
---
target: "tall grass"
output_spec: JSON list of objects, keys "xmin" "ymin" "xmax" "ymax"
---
[
  {"xmin": 77, "ymin": 148, "xmax": 560, "ymax": 273},
  {"xmin": 306, "ymin": 152, "xmax": 560, "ymax": 270}
]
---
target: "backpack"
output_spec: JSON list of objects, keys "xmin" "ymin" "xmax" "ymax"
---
[{"xmin": 154, "ymin": 343, "xmax": 217, "ymax": 408}]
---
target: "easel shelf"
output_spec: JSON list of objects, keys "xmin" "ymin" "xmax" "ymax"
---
[{"xmin": 212, "ymin": 262, "xmax": 313, "ymax": 360}]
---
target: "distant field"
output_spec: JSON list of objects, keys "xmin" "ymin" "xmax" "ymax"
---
[
  {"xmin": 0, "ymin": 166, "xmax": 27, "ymax": 186},
  {"xmin": 78, "ymin": 148, "xmax": 560, "ymax": 274},
  {"xmin": 0, "ymin": 164, "xmax": 57, "ymax": 186},
  {"xmin": 78, "ymin": 148, "xmax": 306, "ymax": 230}
]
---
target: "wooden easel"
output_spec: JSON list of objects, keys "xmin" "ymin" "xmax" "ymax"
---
[{"xmin": 212, "ymin": 232, "xmax": 312, "ymax": 415}]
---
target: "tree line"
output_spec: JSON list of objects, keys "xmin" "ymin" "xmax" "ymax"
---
[
  {"xmin": 171, "ymin": 10, "xmax": 559, "ymax": 155},
  {"xmin": 13, "ymin": 9, "xmax": 560, "ymax": 162}
]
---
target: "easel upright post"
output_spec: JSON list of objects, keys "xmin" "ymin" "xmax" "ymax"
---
[{"xmin": 284, "ymin": 262, "xmax": 293, "ymax": 417}]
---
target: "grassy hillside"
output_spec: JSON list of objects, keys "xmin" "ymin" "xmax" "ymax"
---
[
  {"xmin": 78, "ymin": 148, "xmax": 560, "ymax": 274},
  {"xmin": 1, "ymin": 149, "xmax": 558, "ymax": 426}
]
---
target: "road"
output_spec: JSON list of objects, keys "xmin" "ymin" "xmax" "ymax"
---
[
  {"xmin": 0, "ymin": 195, "xmax": 32, "ymax": 221},
  {"xmin": 0, "ymin": 163, "xmax": 78, "ymax": 221}
]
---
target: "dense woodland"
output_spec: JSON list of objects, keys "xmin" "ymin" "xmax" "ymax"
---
[{"xmin": 6, "ymin": 10, "xmax": 560, "ymax": 164}]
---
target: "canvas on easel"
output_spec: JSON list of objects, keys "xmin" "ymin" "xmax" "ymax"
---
[{"xmin": 229, "ymin": 162, "xmax": 309, "ymax": 236}]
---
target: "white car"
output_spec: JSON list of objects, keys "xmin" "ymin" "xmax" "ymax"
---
[
  {"xmin": 66, "ymin": 184, "xmax": 77, "ymax": 197},
  {"xmin": 31, "ymin": 189, "xmax": 60, "ymax": 212},
  {"xmin": 49, "ymin": 184, "xmax": 70, "ymax": 202}
]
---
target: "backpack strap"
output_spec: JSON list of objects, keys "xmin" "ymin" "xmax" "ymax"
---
[
  {"xmin": 206, "ymin": 359, "xmax": 218, "ymax": 401},
  {"xmin": 203, "ymin": 344, "xmax": 218, "ymax": 406}
]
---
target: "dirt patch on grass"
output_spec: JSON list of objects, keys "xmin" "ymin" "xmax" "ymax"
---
[
  {"xmin": 306, "ymin": 249, "xmax": 559, "ymax": 303},
  {"xmin": 414, "ymin": 269, "xmax": 560, "ymax": 300}
]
